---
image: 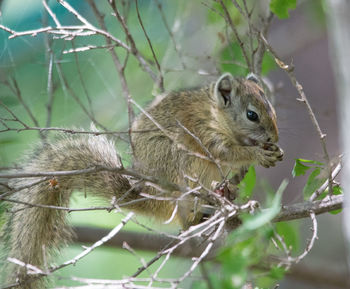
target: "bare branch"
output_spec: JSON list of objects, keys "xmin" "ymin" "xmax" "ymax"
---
[
  {"xmin": 53, "ymin": 212, "xmax": 134, "ymax": 271},
  {"xmin": 135, "ymin": 0, "xmax": 164, "ymax": 92},
  {"xmin": 87, "ymin": 0, "xmax": 135, "ymax": 152},
  {"xmin": 273, "ymin": 194, "xmax": 343, "ymax": 222},
  {"xmin": 258, "ymin": 32, "xmax": 334, "ymax": 195},
  {"xmin": 218, "ymin": 0, "xmax": 252, "ymax": 71}
]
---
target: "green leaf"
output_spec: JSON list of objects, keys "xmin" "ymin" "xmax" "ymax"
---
[
  {"xmin": 316, "ymin": 190, "xmax": 327, "ymax": 200},
  {"xmin": 317, "ymin": 185, "xmax": 342, "ymax": 201},
  {"xmin": 275, "ymin": 221, "xmax": 300, "ymax": 253},
  {"xmin": 329, "ymin": 209, "xmax": 342, "ymax": 215},
  {"xmin": 238, "ymin": 165, "xmax": 256, "ymax": 200},
  {"xmin": 218, "ymin": 237, "xmax": 258, "ymax": 289},
  {"xmin": 269, "ymin": 266, "xmax": 287, "ymax": 279},
  {"xmin": 256, "ymin": 266, "xmax": 286, "ymax": 288},
  {"xmin": 303, "ymin": 168, "xmax": 326, "ymax": 199},
  {"xmin": 292, "ymin": 158, "xmax": 323, "ymax": 177},
  {"xmin": 332, "ymin": 185, "xmax": 342, "ymax": 195},
  {"xmin": 261, "ymin": 52, "xmax": 277, "ymax": 75},
  {"xmin": 292, "ymin": 160, "xmax": 310, "ymax": 177},
  {"xmin": 270, "ymin": 0, "xmax": 297, "ymax": 19},
  {"xmin": 240, "ymin": 180, "xmax": 287, "ymax": 231},
  {"xmin": 297, "ymin": 158, "xmax": 324, "ymax": 165}
]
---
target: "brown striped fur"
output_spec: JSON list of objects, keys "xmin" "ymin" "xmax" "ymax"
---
[{"xmin": 0, "ymin": 73, "xmax": 283, "ymax": 288}]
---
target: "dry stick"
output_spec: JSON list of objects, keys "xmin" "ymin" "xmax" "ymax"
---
[
  {"xmin": 0, "ymin": 100, "xmax": 29, "ymax": 128},
  {"xmin": 71, "ymin": 40, "xmax": 95, "ymax": 116},
  {"xmin": 88, "ymin": 0, "xmax": 135, "ymax": 153},
  {"xmin": 108, "ymin": 0, "xmax": 138, "ymax": 54},
  {"xmin": 53, "ymin": 212, "xmax": 134, "ymax": 271},
  {"xmin": 42, "ymin": 1, "xmax": 56, "ymax": 131},
  {"xmin": 3, "ymin": 183, "xmax": 342, "ymax": 223},
  {"xmin": 176, "ymin": 220, "xmax": 225, "ymax": 285},
  {"xmin": 253, "ymin": 14, "xmax": 273, "ymax": 74},
  {"xmin": 45, "ymin": 45, "xmax": 55, "ymax": 128},
  {"xmin": 279, "ymin": 212, "xmax": 318, "ymax": 269},
  {"xmin": 107, "ymin": 0, "xmax": 159, "ymax": 86},
  {"xmin": 123, "ymin": 242, "xmax": 149, "ymax": 271},
  {"xmin": 67, "ymin": 275, "xmax": 179, "ymax": 286},
  {"xmin": 0, "ymin": 124, "xmax": 156, "ymax": 136},
  {"xmin": 310, "ymin": 162, "xmax": 341, "ymax": 201},
  {"xmin": 135, "ymin": 0, "xmax": 164, "ymax": 92},
  {"xmin": 42, "ymin": 0, "xmax": 60, "ymax": 27},
  {"xmin": 71, "ymin": 192, "xmax": 343, "ymax": 257},
  {"xmin": 131, "ymin": 211, "xmax": 223, "ymax": 279},
  {"xmin": 1, "ymin": 197, "xmax": 115, "ymax": 213},
  {"xmin": 0, "ymin": 2, "xmax": 157, "ymax": 84},
  {"xmin": 200, "ymin": 1, "xmax": 244, "ymax": 73},
  {"xmin": 258, "ymin": 33, "xmax": 333, "ymax": 196},
  {"xmin": 0, "ymin": 178, "xmax": 50, "ymax": 200},
  {"xmin": 242, "ymin": 0, "xmax": 254, "ymax": 60},
  {"xmin": 4, "ymin": 213, "xmax": 135, "ymax": 289},
  {"xmin": 58, "ymin": 285, "xmax": 172, "ymax": 289},
  {"xmin": 9, "ymin": 77, "xmax": 40, "ymax": 128},
  {"xmin": 2, "ymin": 194, "xmax": 343, "ymax": 286},
  {"xmin": 0, "ymin": 119, "xmax": 10, "ymax": 132},
  {"xmin": 0, "ymin": 80, "xmax": 45, "ymax": 138},
  {"xmin": 54, "ymin": 61, "xmax": 116, "ymax": 138},
  {"xmin": 273, "ymin": 194, "xmax": 343, "ymax": 222},
  {"xmin": 272, "ymin": 229, "xmax": 292, "ymax": 262},
  {"xmin": 293, "ymin": 212, "xmax": 318, "ymax": 263},
  {"xmin": 232, "ymin": 0, "xmax": 255, "ymax": 70},
  {"xmin": 0, "ymin": 165, "xmax": 180, "ymax": 191},
  {"xmin": 218, "ymin": 0, "xmax": 253, "ymax": 72},
  {"xmin": 108, "ymin": 0, "xmax": 147, "ymax": 86},
  {"xmin": 2, "ymin": 185, "xmax": 186, "ymax": 215},
  {"xmin": 147, "ymin": 212, "xmax": 225, "ymax": 287},
  {"xmin": 7, "ymin": 258, "xmax": 45, "ymax": 276},
  {"xmin": 63, "ymin": 44, "xmax": 116, "ymax": 54},
  {"xmin": 155, "ymin": 0, "xmax": 186, "ymax": 69}
]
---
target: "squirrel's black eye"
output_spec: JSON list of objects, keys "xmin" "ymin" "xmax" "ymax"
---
[{"xmin": 246, "ymin": 110, "xmax": 259, "ymax": 122}]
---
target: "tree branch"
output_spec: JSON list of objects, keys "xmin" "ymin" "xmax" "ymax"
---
[{"xmin": 71, "ymin": 195, "xmax": 344, "ymax": 254}]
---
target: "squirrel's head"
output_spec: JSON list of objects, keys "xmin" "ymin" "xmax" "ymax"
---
[{"xmin": 212, "ymin": 72, "xmax": 278, "ymax": 145}]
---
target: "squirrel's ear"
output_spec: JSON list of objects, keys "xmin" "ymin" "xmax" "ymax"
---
[
  {"xmin": 214, "ymin": 73, "xmax": 236, "ymax": 108},
  {"xmin": 246, "ymin": 73, "xmax": 260, "ymax": 84}
]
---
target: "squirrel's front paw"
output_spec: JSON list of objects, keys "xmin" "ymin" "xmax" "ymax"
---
[{"xmin": 257, "ymin": 143, "xmax": 284, "ymax": 168}]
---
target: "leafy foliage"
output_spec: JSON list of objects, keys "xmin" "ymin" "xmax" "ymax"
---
[
  {"xmin": 270, "ymin": 0, "xmax": 297, "ymax": 19},
  {"xmin": 221, "ymin": 43, "xmax": 249, "ymax": 77},
  {"xmin": 192, "ymin": 181, "xmax": 288, "ymax": 289},
  {"xmin": 237, "ymin": 165, "xmax": 256, "ymax": 201},
  {"xmin": 275, "ymin": 221, "xmax": 300, "ymax": 253},
  {"xmin": 292, "ymin": 158, "xmax": 323, "ymax": 177},
  {"xmin": 292, "ymin": 158, "xmax": 327, "ymax": 199}
]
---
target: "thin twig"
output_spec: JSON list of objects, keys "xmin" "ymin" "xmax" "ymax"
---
[
  {"xmin": 155, "ymin": 0, "xmax": 186, "ymax": 69},
  {"xmin": 135, "ymin": 0, "xmax": 164, "ymax": 92},
  {"xmin": 88, "ymin": 0, "xmax": 135, "ymax": 153},
  {"xmin": 258, "ymin": 33, "xmax": 333, "ymax": 195},
  {"xmin": 218, "ymin": 0, "xmax": 252, "ymax": 71}
]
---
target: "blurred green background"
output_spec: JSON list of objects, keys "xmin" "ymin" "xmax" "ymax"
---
[
  {"xmin": 1, "ymin": 1, "xmax": 346, "ymax": 288},
  {"xmin": 0, "ymin": 0, "xmax": 204, "ymax": 287}
]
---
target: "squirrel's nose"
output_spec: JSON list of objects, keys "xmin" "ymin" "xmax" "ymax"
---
[
  {"xmin": 266, "ymin": 133, "xmax": 278, "ymax": 143},
  {"xmin": 269, "ymin": 134, "xmax": 279, "ymax": 143}
]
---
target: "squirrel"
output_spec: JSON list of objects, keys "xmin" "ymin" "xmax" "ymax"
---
[{"xmin": 0, "ymin": 72, "xmax": 283, "ymax": 288}]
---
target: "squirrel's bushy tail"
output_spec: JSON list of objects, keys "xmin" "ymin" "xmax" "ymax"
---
[{"xmin": 0, "ymin": 133, "xmax": 133, "ymax": 288}]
